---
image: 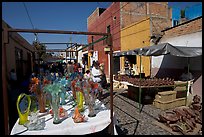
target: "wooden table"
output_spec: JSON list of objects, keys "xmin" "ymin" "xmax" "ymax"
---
[{"xmin": 114, "ymin": 80, "xmax": 177, "ymax": 112}]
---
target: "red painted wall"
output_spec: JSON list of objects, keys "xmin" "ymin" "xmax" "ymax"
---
[{"xmin": 87, "ymin": 2, "xmax": 121, "ymax": 76}]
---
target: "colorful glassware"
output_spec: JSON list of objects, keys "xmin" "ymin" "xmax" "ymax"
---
[{"xmin": 16, "ymin": 93, "xmax": 31, "ymax": 125}]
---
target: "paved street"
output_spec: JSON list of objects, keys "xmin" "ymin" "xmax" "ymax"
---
[{"xmin": 100, "ymin": 88, "xmax": 173, "ymax": 135}]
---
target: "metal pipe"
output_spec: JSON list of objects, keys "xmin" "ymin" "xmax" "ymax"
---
[
  {"xmin": 78, "ymin": 36, "xmax": 108, "ymax": 51},
  {"xmin": 109, "ymin": 35, "xmax": 114, "ymax": 135},
  {"xmin": 139, "ymin": 55, "xmax": 142, "ymax": 112},
  {"xmin": 65, "ymin": 51, "xmax": 67, "ymax": 63},
  {"xmin": 34, "ymin": 49, "xmax": 78, "ymax": 52},
  {"xmin": 40, "ymin": 42, "xmax": 77, "ymax": 44},
  {"xmin": 7, "ymin": 28, "xmax": 109, "ymax": 36},
  {"xmin": 76, "ymin": 45, "xmax": 78, "ymax": 62},
  {"xmin": 2, "ymin": 29, "xmax": 10, "ymax": 135}
]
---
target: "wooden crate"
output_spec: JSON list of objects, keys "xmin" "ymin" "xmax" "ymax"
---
[
  {"xmin": 174, "ymin": 81, "xmax": 188, "ymax": 98},
  {"xmin": 155, "ymin": 90, "xmax": 177, "ymax": 102},
  {"xmin": 153, "ymin": 98, "xmax": 186, "ymax": 110}
]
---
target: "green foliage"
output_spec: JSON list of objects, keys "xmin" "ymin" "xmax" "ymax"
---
[{"xmin": 33, "ymin": 42, "xmax": 52, "ymax": 61}]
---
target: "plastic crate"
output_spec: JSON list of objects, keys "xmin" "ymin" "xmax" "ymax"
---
[
  {"xmin": 153, "ymin": 97, "xmax": 186, "ymax": 110},
  {"xmin": 155, "ymin": 90, "xmax": 177, "ymax": 102}
]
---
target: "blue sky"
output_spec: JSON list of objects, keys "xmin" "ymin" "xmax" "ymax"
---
[{"xmin": 2, "ymin": 2, "xmax": 202, "ymax": 49}]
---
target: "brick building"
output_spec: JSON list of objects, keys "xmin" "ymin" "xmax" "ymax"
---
[
  {"xmin": 87, "ymin": 2, "xmax": 172, "ymax": 76},
  {"xmin": 87, "ymin": 3, "xmax": 121, "ymax": 76}
]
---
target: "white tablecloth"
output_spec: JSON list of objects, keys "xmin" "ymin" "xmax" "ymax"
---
[{"xmin": 11, "ymin": 100, "xmax": 118, "ymax": 135}]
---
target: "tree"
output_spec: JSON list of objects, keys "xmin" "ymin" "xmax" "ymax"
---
[{"xmin": 33, "ymin": 42, "xmax": 51, "ymax": 61}]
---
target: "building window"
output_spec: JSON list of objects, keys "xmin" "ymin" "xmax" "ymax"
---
[
  {"xmin": 173, "ymin": 20, "xmax": 179, "ymax": 26},
  {"xmin": 91, "ymin": 36, "xmax": 94, "ymax": 50},
  {"xmin": 107, "ymin": 25, "xmax": 111, "ymax": 33}
]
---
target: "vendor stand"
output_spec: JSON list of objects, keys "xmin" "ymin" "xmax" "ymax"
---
[
  {"xmin": 113, "ymin": 77, "xmax": 175, "ymax": 112},
  {"xmin": 10, "ymin": 99, "xmax": 117, "ymax": 135},
  {"xmin": 114, "ymin": 43, "xmax": 202, "ymax": 112},
  {"xmin": 2, "ymin": 28, "xmax": 115, "ymax": 135}
]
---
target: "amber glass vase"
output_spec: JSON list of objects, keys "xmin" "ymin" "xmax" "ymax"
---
[{"xmin": 37, "ymin": 92, "xmax": 46, "ymax": 113}]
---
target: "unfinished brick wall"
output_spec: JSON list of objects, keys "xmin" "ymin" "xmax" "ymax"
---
[
  {"xmin": 120, "ymin": 2, "xmax": 171, "ymax": 29},
  {"xmin": 149, "ymin": 2, "xmax": 168, "ymax": 17},
  {"xmin": 163, "ymin": 17, "xmax": 202, "ymax": 38},
  {"xmin": 121, "ymin": 2, "xmax": 147, "ymax": 28},
  {"xmin": 151, "ymin": 17, "xmax": 172, "ymax": 36}
]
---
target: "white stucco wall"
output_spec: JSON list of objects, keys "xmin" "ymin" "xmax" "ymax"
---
[
  {"xmin": 151, "ymin": 31, "xmax": 202, "ymax": 98},
  {"xmin": 77, "ymin": 46, "xmax": 83, "ymax": 64},
  {"xmin": 152, "ymin": 31, "xmax": 202, "ymax": 70}
]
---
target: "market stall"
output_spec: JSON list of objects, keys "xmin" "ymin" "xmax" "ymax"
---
[
  {"xmin": 114, "ymin": 43, "xmax": 202, "ymax": 112},
  {"xmin": 11, "ymin": 99, "xmax": 117, "ymax": 135},
  {"xmin": 2, "ymin": 28, "xmax": 115, "ymax": 135}
]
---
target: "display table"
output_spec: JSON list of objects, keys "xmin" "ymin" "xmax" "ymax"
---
[
  {"xmin": 11, "ymin": 100, "xmax": 118, "ymax": 135},
  {"xmin": 113, "ymin": 79, "xmax": 175, "ymax": 112}
]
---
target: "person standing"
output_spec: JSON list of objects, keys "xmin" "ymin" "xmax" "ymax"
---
[
  {"xmin": 124, "ymin": 59, "xmax": 130, "ymax": 75},
  {"xmin": 73, "ymin": 60, "xmax": 80, "ymax": 73},
  {"xmin": 99, "ymin": 63, "xmax": 107, "ymax": 89},
  {"xmin": 81, "ymin": 60, "xmax": 86, "ymax": 74},
  {"xmin": 91, "ymin": 61, "xmax": 102, "ymax": 83},
  {"xmin": 66, "ymin": 61, "xmax": 74, "ymax": 74},
  {"xmin": 179, "ymin": 66, "xmax": 193, "ymax": 81}
]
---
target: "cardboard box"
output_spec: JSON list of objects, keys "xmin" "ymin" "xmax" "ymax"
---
[
  {"xmin": 155, "ymin": 90, "xmax": 177, "ymax": 102},
  {"xmin": 153, "ymin": 98, "xmax": 186, "ymax": 110}
]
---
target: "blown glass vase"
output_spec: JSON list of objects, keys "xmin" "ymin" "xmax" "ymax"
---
[
  {"xmin": 60, "ymin": 91, "xmax": 66, "ymax": 105},
  {"xmin": 16, "ymin": 93, "xmax": 31, "ymax": 125},
  {"xmin": 37, "ymin": 92, "xmax": 46, "ymax": 113},
  {"xmin": 88, "ymin": 93, "xmax": 96, "ymax": 117},
  {"xmin": 76, "ymin": 91, "xmax": 84, "ymax": 112},
  {"xmin": 51, "ymin": 93, "xmax": 61, "ymax": 124}
]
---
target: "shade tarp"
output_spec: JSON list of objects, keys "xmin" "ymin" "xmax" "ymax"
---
[
  {"xmin": 114, "ymin": 43, "xmax": 202, "ymax": 57},
  {"xmin": 134, "ymin": 43, "xmax": 202, "ymax": 57}
]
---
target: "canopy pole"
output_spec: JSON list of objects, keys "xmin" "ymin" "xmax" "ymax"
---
[
  {"xmin": 139, "ymin": 55, "xmax": 142, "ymax": 112},
  {"xmin": 186, "ymin": 57, "xmax": 190, "ymax": 106},
  {"xmin": 187, "ymin": 57, "xmax": 190, "ymax": 79},
  {"xmin": 108, "ymin": 34, "xmax": 114, "ymax": 135},
  {"xmin": 2, "ymin": 28, "xmax": 10, "ymax": 135}
]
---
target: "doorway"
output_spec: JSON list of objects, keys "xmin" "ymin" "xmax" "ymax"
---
[{"xmin": 113, "ymin": 56, "xmax": 120, "ymax": 75}]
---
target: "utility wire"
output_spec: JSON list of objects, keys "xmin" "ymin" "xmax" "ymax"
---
[
  {"xmin": 23, "ymin": 2, "xmax": 39, "ymax": 42},
  {"xmin": 23, "ymin": 2, "xmax": 35, "ymax": 29}
]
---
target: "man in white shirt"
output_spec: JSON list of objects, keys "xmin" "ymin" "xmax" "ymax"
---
[{"xmin": 91, "ymin": 61, "xmax": 102, "ymax": 83}]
